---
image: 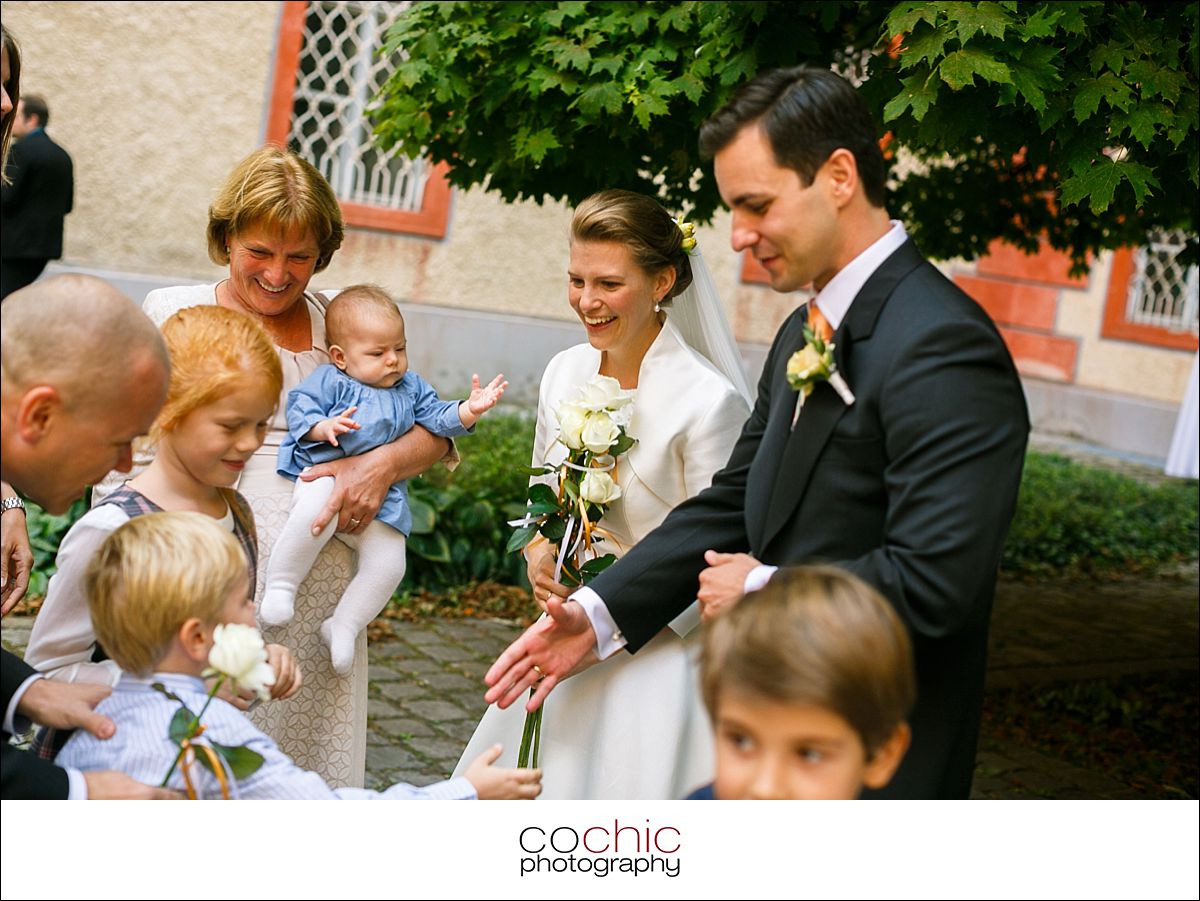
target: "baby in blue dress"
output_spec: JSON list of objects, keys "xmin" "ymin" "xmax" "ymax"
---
[{"xmin": 261, "ymin": 285, "xmax": 506, "ymax": 673}]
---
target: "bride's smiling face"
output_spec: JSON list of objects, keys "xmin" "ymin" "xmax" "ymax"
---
[{"xmin": 568, "ymin": 240, "xmax": 673, "ymax": 356}]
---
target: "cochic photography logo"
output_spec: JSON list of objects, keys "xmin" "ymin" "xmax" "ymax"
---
[{"xmin": 518, "ymin": 819, "xmax": 682, "ymax": 878}]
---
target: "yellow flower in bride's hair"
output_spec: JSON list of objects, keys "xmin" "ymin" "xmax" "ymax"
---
[{"xmin": 674, "ymin": 217, "xmax": 698, "ymax": 254}]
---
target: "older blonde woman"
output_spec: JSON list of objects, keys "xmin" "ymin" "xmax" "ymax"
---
[{"xmin": 133, "ymin": 146, "xmax": 453, "ymax": 787}]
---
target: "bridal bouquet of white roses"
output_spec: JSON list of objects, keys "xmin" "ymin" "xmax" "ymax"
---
[
  {"xmin": 506, "ymin": 374, "xmax": 637, "ymax": 765},
  {"xmin": 154, "ymin": 622, "xmax": 274, "ymax": 798}
]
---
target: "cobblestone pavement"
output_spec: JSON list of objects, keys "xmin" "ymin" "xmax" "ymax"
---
[{"xmin": 5, "ymin": 563, "xmax": 1195, "ymax": 798}]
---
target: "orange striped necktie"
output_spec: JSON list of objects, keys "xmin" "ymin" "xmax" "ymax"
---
[{"xmin": 807, "ymin": 301, "xmax": 834, "ymax": 344}]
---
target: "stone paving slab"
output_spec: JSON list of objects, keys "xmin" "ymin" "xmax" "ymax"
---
[{"xmin": 4, "ymin": 563, "xmax": 1196, "ymax": 798}]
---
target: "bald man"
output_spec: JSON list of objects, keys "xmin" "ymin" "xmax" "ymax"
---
[{"xmin": 1, "ymin": 274, "xmax": 175, "ymax": 799}]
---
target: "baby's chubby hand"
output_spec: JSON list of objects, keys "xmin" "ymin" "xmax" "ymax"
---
[
  {"xmin": 307, "ymin": 406, "xmax": 361, "ymax": 447},
  {"xmin": 467, "ymin": 374, "xmax": 507, "ymax": 417}
]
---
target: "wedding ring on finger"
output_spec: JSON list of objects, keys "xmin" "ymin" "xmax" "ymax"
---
[
  {"xmin": 532, "ymin": 665, "xmax": 545, "ymax": 681},
  {"xmin": 349, "ymin": 517, "xmax": 361, "ymax": 527}
]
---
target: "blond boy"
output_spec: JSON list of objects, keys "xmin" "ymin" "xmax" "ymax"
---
[{"xmin": 58, "ymin": 512, "xmax": 539, "ymax": 800}]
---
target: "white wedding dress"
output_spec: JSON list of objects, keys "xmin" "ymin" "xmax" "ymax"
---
[{"xmin": 453, "ymin": 318, "xmax": 750, "ymax": 799}]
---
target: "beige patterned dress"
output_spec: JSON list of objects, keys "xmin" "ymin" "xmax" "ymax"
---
[{"xmin": 142, "ymin": 284, "xmax": 367, "ymax": 787}]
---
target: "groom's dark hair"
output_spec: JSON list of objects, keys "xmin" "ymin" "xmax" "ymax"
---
[{"xmin": 699, "ymin": 66, "xmax": 888, "ymax": 207}]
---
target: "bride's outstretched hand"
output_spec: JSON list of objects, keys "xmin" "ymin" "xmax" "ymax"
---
[{"xmin": 484, "ymin": 597, "xmax": 597, "ymax": 712}]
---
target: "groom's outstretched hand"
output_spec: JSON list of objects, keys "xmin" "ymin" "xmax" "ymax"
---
[{"xmin": 484, "ymin": 597, "xmax": 598, "ymax": 712}]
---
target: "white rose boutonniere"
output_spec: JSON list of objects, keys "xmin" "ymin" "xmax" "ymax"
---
[{"xmin": 581, "ymin": 411, "xmax": 621, "ymax": 454}]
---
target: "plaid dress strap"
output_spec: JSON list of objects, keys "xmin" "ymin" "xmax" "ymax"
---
[{"xmin": 220, "ymin": 488, "xmax": 259, "ymax": 588}]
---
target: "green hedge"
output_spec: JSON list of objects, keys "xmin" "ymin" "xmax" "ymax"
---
[
  {"xmin": 1001, "ymin": 453, "xmax": 1198, "ymax": 578},
  {"xmin": 20, "ymin": 434, "xmax": 1199, "ymax": 598}
]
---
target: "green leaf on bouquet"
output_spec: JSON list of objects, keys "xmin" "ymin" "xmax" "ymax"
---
[
  {"xmin": 409, "ymin": 531, "xmax": 453, "ymax": 563},
  {"xmin": 528, "ymin": 483, "xmax": 559, "ymax": 507},
  {"xmin": 166, "ymin": 705, "xmax": 197, "ymax": 745},
  {"xmin": 211, "ymin": 742, "xmax": 266, "ymax": 779},
  {"xmin": 506, "ymin": 523, "xmax": 540, "ymax": 554},
  {"xmin": 562, "ymin": 480, "xmax": 579, "ymax": 502},
  {"xmin": 408, "ymin": 496, "xmax": 437, "ymax": 534},
  {"xmin": 540, "ymin": 516, "xmax": 567, "ymax": 543},
  {"xmin": 610, "ymin": 432, "xmax": 635, "ymax": 456},
  {"xmin": 518, "ymin": 464, "xmax": 556, "ymax": 477},
  {"xmin": 523, "ymin": 501, "xmax": 561, "ymax": 515},
  {"xmin": 579, "ymin": 554, "xmax": 618, "ymax": 583}
]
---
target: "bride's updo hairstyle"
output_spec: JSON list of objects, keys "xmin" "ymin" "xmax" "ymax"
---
[{"xmin": 570, "ymin": 190, "xmax": 693, "ymax": 304}]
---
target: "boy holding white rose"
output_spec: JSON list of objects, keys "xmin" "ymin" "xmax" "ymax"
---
[{"xmin": 58, "ymin": 512, "xmax": 541, "ymax": 800}]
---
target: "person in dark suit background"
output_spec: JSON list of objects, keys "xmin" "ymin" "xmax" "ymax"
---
[
  {"xmin": 1, "ymin": 93, "xmax": 74, "ymax": 300},
  {"xmin": 484, "ymin": 66, "xmax": 1030, "ymax": 799}
]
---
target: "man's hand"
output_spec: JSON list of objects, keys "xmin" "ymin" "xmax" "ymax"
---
[
  {"xmin": 698, "ymin": 550, "xmax": 762, "ymax": 622},
  {"xmin": 1, "ymin": 502, "xmax": 33, "ymax": 614},
  {"xmin": 18, "ymin": 678, "xmax": 115, "ymax": 739},
  {"xmin": 484, "ymin": 597, "xmax": 598, "ymax": 712},
  {"xmin": 83, "ymin": 770, "xmax": 182, "ymax": 800}
]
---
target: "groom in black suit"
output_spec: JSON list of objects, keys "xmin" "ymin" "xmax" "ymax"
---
[{"xmin": 486, "ymin": 66, "xmax": 1029, "ymax": 798}]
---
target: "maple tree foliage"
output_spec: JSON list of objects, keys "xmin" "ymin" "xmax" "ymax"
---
[{"xmin": 374, "ymin": 1, "xmax": 1198, "ymax": 267}]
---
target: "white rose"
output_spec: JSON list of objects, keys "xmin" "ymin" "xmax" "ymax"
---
[
  {"xmin": 575, "ymin": 375, "xmax": 634, "ymax": 412},
  {"xmin": 556, "ymin": 400, "xmax": 588, "ymax": 450},
  {"xmin": 581, "ymin": 410, "xmax": 620, "ymax": 454},
  {"xmin": 207, "ymin": 623, "xmax": 275, "ymax": 701},
  {"xmin": 609, "ymin": 402, "xmax": 634, "ymax": 429},
  {"xmin": 579, "ymin": 469, "xmax": 621, "ymax": 505}
]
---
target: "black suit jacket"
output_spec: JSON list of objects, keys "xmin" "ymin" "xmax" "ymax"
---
[
  {"xmin": 1, "ymin": 128, "xmax": 75, "ymax": 261},
  {"xmin": 590, "ymin": 239, "xmax": 1030, "ymax": 798},
  {"xmin": 2, "ymin": 649, "xmax": 71, "ymax": 799}
]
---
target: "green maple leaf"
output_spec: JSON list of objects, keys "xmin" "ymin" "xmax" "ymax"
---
[
  {"xmin": 1089, "ymin": 40, "xmax": 1129, "ymax": 75},
  {"xmin": 632, "ymin": 91, "xmax": 670, "ymax": 129},
  {"xmin": 884, "ymin": 71, "xmax": 939, "ymax": 122},
  {"xmin": 900, "ymin": 25, "xmax": 950, "ymax": 70},
  {"xmin": 1010, "ymin": 44, "xmax": 1060, "ymax": 114},
  {"xmin": 1114, "ymin": 102, "xmax": 1168, "ymax": 149},
  {"xmin": 1060, "ymin": 158, "xmax": 1159, "ymax": 212},
  {"xmin": 946, "ymin": 1, "xmax": 1012, "ymax": 43},
  {"xmin": 1020, "ymin": 5, "xmax": 1063, "ymax": 40},
  {"xmin": 1073, "ymin": 73, "xmax": 1135, "ymax": 121},
  {"xmin": 719, "ymin": 50, "xmax": 758, "ymax": 86},
  {"xmin": 1125, "ymin": 60, "xmax": 1186, "ymax": 105},
  {"xmin": 885, "ymin": 1, "xmax": 944, "ymax": 37},
  {"xmin": 575, "ymin": 82, "xmax": 623, "ymax": 117},
  {"xmin": 674, "ymin": 72, "xmax": 706, "ymax": 104},
  {"xmin": 938, "ymin": 48, "xmax": 1013, "ymax": 90}
]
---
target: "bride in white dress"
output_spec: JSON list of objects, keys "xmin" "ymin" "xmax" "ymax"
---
[{"xmin": 454, "ymin": 190, "xmax": 753, "ymax": 799}]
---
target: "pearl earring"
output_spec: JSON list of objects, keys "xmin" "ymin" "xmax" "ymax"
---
[{"xmin": 654, "ymin": 297, "xmax": 662, "ymax": 313}]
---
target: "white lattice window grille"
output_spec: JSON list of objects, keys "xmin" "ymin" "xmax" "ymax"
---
[
  {"xmin": 285, "ymin": 0, "xmax": 430, "ymax": 212},
  {"xmin": 1126, "ymin": 230, "xmax": 1200, "ymax": 334}
]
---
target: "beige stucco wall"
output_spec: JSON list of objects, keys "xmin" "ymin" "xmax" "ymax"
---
[
  {"xmin": 4, "ymin": 1, "xmax": 771, "ymax": 341},
  {"xmin": 3, "ymin": 1, "xmax": 277, "ymax": 277},
  {"xmin": 1055, "ymin": 253, "xmax": 1195, "ymax": 405}
]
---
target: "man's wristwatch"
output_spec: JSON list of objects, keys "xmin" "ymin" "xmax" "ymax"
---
[{"xmin": 1, "ymin": 496, "xmax": 26, "ymax": 515}]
